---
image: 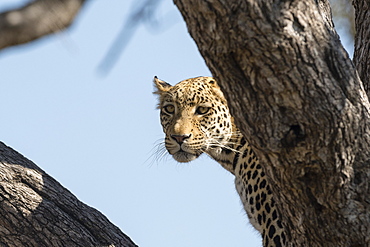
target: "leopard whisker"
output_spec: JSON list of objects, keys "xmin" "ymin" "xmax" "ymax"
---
[
  {"xmin": 146, "ymin": 139, "xmax": 170, "ymax": 166},
  {"xmin": 204, "ymin": 138, "xmax": 242, "ymax": 154}
]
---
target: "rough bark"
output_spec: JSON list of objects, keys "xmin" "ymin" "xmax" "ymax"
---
[
  {"xmin": 0, "ymin": 142, "xmax": 138, "ymax": 247},
  {"xmin": 175, "ymin": 0, "xmax": 370, "ymax": 246},
  {"xmin": 0, "ymin": 0, "xmax": 87, "ymax": 50},
  {"xmin": 353, "ymin": 0, "xmax": 370, "ymax": 96}
]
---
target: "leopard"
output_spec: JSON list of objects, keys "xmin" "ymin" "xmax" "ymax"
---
[{"xmin": 153, "ymin": 76, "xmax": 286, "ymax": 247}]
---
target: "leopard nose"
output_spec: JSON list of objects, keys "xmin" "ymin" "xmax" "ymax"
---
[{"xmin": 171, "ymin": 134, "xmax": 191, "ymax": 144}]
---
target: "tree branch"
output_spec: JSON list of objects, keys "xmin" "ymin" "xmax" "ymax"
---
[
  {"xmin": 0, "ymin": 0, "xmax": 87, "ymax": 50},
  {"xmin": 0, "ymin": 142, "xmax": 137, "ymax": 246},
  {"xmin": 175, "ymin": 0, "xmax": 370, "ymax": 245}
]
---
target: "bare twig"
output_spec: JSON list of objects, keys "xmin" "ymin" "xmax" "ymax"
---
[{"xmin": 97, "ymin": 0, "xmax": 163, "ymax": 74}]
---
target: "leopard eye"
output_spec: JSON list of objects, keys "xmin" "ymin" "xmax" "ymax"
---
[
  {"xmin": 196, "ymin": 106, "xmax": 210, "ymax": 115},
  {"xmin": 163, "ymin": 104, "xmax": 175, "ymax": 114}
]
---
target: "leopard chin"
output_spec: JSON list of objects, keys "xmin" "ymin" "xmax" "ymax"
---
[{"xmin": 172, "ymin": 150, "xmax": 200, "ymax": 163}]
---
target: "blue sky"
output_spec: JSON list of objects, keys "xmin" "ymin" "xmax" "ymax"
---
[{"xmin": 0, "ymin": 1, "xmax": 353, "ymax": 247}]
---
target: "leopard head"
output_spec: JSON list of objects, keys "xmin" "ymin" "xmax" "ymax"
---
[{"xmin": 154, "ymin": 76, "xmax": 235, "ymax": 163}]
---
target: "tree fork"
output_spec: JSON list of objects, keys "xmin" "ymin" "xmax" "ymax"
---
[{"xmin": 175, "ymin": 0, "xmax": 370, "ymax": 246}]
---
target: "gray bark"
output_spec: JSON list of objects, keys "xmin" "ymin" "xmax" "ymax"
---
[
  {"xmin": 0, "ymin": 0, "xmax": 87, "ymax": 50},
  {"xmin": 353, "ymin": 0, "xmax": 370, "ymax": 96},
  {"xmin": 174, "ymin": 0, "xmax": 370, "ymax": 246},
  {"xmin": 0, "ymin": 142, "xmax": 138, "ymax": 247}
]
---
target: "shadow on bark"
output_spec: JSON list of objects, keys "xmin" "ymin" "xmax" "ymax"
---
[{"xmin": 0, "ymin": 142, "xmax": 137, "ymax": 247}]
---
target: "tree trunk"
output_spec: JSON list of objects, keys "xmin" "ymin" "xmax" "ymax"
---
[
  {"xmin": 175, "ymin": 0, "xmax": 370, "ymax": 246},
  {"xmin": 0, "ymin": 0, "xmax": 87, "ymax": 50},
  {"xmin": 0, "ymin": 142, "xmax": 137, "ymax": 247},
  {"xmin": 353, "ymin": 0, "xmax": 370, "ymax": 96}
]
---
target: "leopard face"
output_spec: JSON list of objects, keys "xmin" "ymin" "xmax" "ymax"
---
[{"xmin": 154, "ymin": 76, "xmax": 234, "ymax": 163}]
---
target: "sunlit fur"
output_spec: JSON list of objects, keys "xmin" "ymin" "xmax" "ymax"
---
[
  {"xmin": 154, "ymin": 76, "xmax": 286, "ymax": 247},
  {"xmin": 154, "ymin": 76, "xmax": 235, "ymax": 165}
]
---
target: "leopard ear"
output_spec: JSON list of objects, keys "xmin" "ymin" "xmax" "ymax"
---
[{"xmin": 153, "ymin": 76, "xmax": 172, "ymax": 94}]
